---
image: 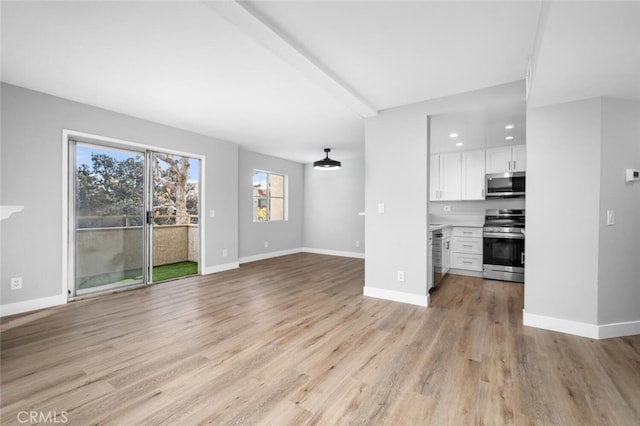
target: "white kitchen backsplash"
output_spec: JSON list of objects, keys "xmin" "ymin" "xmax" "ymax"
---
[
  {"xmin": 430, "ymin": 213, "xmax": 484, "ymax": 226},
  {"xmin": 429, "ymin": 198, "xmax": 525, "ymax": 217}
]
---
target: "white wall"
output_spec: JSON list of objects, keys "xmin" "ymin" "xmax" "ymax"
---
[
  {"xmin": 525, "ymin": 96, "xmax": 640, "ymax": 338},
  {"xmin": 1, "ymin": 83, "xmax": 239, "ymax": 311},
  {"xmin": 238, "ymin": 149, "xmax": 303, "ymax": 261},
  {"xmin": 525, "ymin": 98, "xmax": 602, "ymax": 325},
  {"xmin": 303, "ymin": 157, "xmax": 365, "ymax": 257},
  {"xmin": 598, "ymin": 98, "xmax": 640, "ymax": 325},
  {"xmin": 364, "ymin": 81, "xmax": 525, "ymax": 305}
]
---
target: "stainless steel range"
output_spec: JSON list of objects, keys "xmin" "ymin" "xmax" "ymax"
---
[{"xmin": 483, "ymin": 209, "xmax": 525, "ymax": 283}]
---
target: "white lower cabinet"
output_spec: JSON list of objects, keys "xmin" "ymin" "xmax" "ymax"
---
[
  {"xmin": 443, "ymin": 230, "xmax": 451, "ymax": 276},
  {"xmin": 452, "ymin": 253, "xmax": 483, "ymax": 271},
  {"xmin": 451, "ymin": 227, "xmax": 483, "ymax": 272},
  {"xmin": 452, "ymin": 237, "xmax": 482, "ymax": 253}
]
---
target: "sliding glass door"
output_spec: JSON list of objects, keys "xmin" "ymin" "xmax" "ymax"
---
[
  {"xmin": 73, "ymin": 143, "xmax": 146, "ymax": 295},
  {"xmin": 70, "ymin": 140, "xmax": 201, "ymax": 296}
]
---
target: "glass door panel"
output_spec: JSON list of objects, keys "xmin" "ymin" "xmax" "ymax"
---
[
  {"xmin": 74, "ymin": 143, "xmax": 146, "ymax": 294},
  {"xmin": 151, "ymin": 153, "xmax": 200, "ymax": 282}
]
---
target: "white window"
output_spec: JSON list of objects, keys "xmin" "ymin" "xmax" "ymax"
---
[{"xmin": 253, "ymin": 170, "xmax": 286, "ymax": 221}]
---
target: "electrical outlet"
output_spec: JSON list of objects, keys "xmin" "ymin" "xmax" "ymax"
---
[
  {"xmin": 264, "ymin": 241, "xmax": 269, "ymax": 248},
  {"xmin": 355, "ymin": 241, "xmax": 360, "ymax": 248},
  {"xmin": 377, "ymin": 203, "xmax": 385, "ymax": 214},
  {"xmin": 222, "ymin": 249, "xmax": 228, "ymax": 257},
  {"xmin": 397, "ymin": 271, "xmax": 405, "ymax": 282},
  {"xmin": 10, "ymin": 277, "xmax": 22, "ymax": 290},
  {"xmin": 444, "ymin": 205, "xmax": 451, "ymax": 212},
  {"xmin": 210, "ymin": 209, "xmax": 216, "ymax": 218}
]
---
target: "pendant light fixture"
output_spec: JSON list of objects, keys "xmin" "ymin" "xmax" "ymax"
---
[{"xmin": 313, "ymin": 148, "xmax": 341, "ymax": 170}]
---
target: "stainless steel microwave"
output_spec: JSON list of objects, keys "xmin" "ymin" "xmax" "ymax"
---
[{"xmin": 485, "ymin": 172, "xmax": 526, "ymax": 198}]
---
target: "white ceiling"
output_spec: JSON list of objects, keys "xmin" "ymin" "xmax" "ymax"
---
[
  {"xmin": 249, "ymin": 1, "xmax": 541, "ymax": 110},
  {"xmin": 2, "ymin": 1, "xmax": 638, "ymax": 163},
  {"xmin": 527, "ymin": 1, "xmax": 640, "ymax": 108},
  {"xmin": 431, "ymin": 102, "xmax": 527, "ymax": 154}
]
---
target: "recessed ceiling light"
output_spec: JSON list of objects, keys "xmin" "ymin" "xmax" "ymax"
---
[
  {"xmin": 505, "ymin": 136, "xmax": 514, "ymax": 140},
  {"xmin": 505, "ymin": 124, "xmax": 515, "ymax": 130},
  {"xmin": 449, "ymin": 133, "xmax": 458, "ymax": 138},
  {"xmin": 456, "ymin": 142, "xmax": 463, "ymax": 147}
]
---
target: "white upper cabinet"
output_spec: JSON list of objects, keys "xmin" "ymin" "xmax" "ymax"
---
[
  {"xmin": 440, "ymin": 152, "xmax": 462, "ymax": 200},
  {"xmin": 460, "ymin": 149, "xmax": 486, "ymax": 200},
  {"xmin": 429, "ymin": 154, "xmax": 440, "ymax": 201},
  {"xmin": 430, "ymin": 152, "xmax": 461, "ymax": 201},
  {"xmin": 512, "ymin": 144, "xmax": 527, "ymax": 172},
  {"xmin": 485, "ymin": 147, "xmax": 512, "ymax": 173},
  {"xmin": 486, "ymin": 145, "xmax": 526, "ymax": 173}
]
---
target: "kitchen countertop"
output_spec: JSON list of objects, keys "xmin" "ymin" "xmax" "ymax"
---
[{"xmin": 429, "ymin": 222, "xmax": 483, "ymax": 232}]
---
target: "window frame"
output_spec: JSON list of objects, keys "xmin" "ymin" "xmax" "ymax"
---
[{"xmin": 252, "ymin": 169, "xmax": 288, "ymax": 222}]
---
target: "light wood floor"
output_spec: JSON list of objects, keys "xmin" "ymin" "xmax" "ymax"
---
[{"xmin": 1, "ymin": 253, "xmax": 639, "ymax": 425}]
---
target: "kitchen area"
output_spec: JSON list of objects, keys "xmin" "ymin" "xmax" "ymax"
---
[{"xmin": 428, "ymin": 102, "xmax": 527, "ymax": 293}]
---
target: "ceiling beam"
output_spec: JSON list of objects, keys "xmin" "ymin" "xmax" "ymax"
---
[{"xmin": 204, "ymin": 1, "xmax": 378, "ymax": 118}]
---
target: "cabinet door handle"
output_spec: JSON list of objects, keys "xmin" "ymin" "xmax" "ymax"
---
[
  {"xmin": 513, "ymin": 160, "xmax": 516, "ymax": 170},
  {"xmin": 463, "ymin": 245, "xmax": 472, "ymax": 248},
  {"xmin": 463, "ymin": 261, "xmax": 472, "ymax": 265},
  {"xmin": 521, "ymin": 252, "xmax": 525, "ymax": 264}
]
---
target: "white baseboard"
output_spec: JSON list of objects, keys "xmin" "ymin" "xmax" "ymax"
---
[
  {"xmin": 523, "ymin": 311, "xmax": 599, "ymax": 338},
  {"xmin": 202, "ymin": 262, "xmax": 239, "ymax": 274},
  {"xmin": 238, "ymin": 247, "xmax": 364, "ymax": 264},
  {"xmin": 302, "ymin": 247, "xmax": 365, "ymax": 259},
  {"xmin": 523, "ymin": 310, "xmax": 640, "ymax": 339},
  {"xmin": 363, "ymin": 286, "xmax": 429, "ymax": 307},
  {"xmin": 1, "ymin": 294, "xmax": 67, "ymax": 317},
  {"xmin": 597, "ymin": 320, "xmax": 640, "ymax": 339},
  {"xmin": 239, "ymin": 248, "xmax": 303, "ymax": 264}
]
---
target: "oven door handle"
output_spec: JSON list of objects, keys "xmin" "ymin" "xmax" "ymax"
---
[{"xmin": 483, "ymin": 232, "xmax": 525, "ymax": 240}]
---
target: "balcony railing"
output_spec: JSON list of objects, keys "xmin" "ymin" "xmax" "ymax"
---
[
  {"xmin": 77, "ymin": 214, "xmax": 198, "ymax": 228},
  {"xmin": 75, "ymin": 215, "xmax": 199, "ymax": 279}
]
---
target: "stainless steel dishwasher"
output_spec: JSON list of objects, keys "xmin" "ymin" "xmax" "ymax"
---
[{"xmin": 431, "ymin": 230, "xmax": 444, "ymax": 291}]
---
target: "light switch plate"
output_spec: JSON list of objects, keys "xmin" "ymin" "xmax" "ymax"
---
[
  {"xmin": 607, "ymin": 210, "xmax": 615, "ymax": 226},
  {"xmin": 377, "ymin": 203, "xmax": 385, "ymax": 214}
]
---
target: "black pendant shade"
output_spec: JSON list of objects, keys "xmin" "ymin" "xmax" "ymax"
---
[{"xmin": 313, "ymin": 148, "xmax": 341, "ymax": 170}]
